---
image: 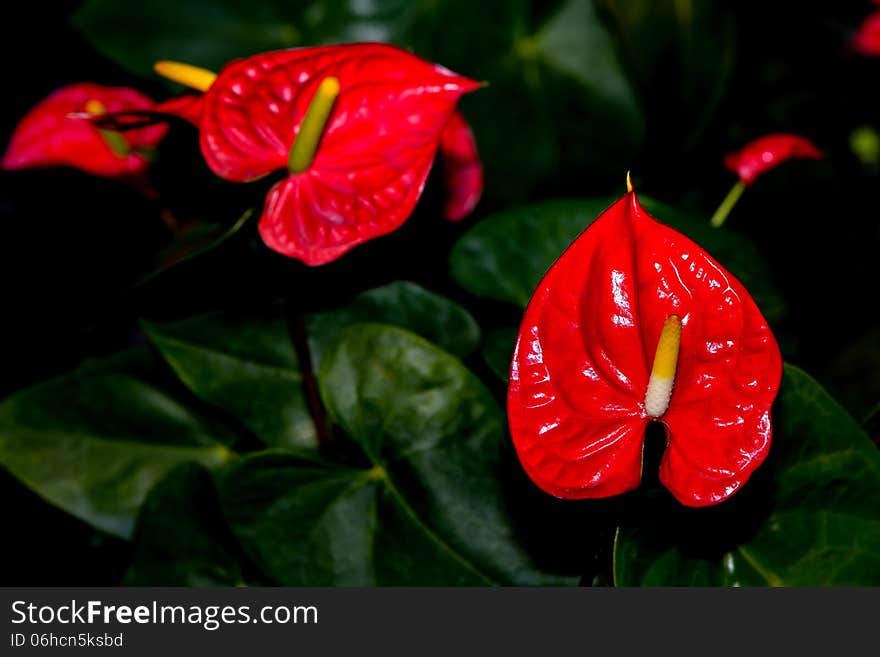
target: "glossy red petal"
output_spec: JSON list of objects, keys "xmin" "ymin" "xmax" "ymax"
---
[
  {"xmin": 508, "ymin": 192, "xmax": 782, "ymax": 505},
  {"xmin": 199, "ymin": 43, "xmax": 480, "ymax": 182},
  {"xmin": 853, "ymin": 11, "xmax": 880, "ymax": 56},
  {"xmin": 2, "ymin": 83, "xmax": 165, "ymax": 178},
  {"xmin": 724, "ymin": 133, "xmax": 822, "ymax": 185},
  {"xmin": 155, "ymin": 94, "xmax": 205, "ymax": 125},
  {"xmin": 257, "ymin": 143, "xmax": 435, "ymax": 265},
  {"xmin": 439, "ymin": 110, "xmax": 483, "ymax": 221}
]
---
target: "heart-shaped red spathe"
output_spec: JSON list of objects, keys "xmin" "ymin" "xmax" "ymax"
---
[
  {"xmin": 157, "ymin": 89, "xmax": 482, "ymax": 225},
  {"xmin": 2, "ymin": 83, "xmax": 166, "ymax": 179},
  {"xmin": 724, "ymin": 134, "xmax": 822, "ymax": 185},
  {"xmin": 157, "ymin": 44, "xmax": 482, "ymax": 265},
  {"xmin": 507, "ymin": 190, "xmax": 782, "ymax": 507}
]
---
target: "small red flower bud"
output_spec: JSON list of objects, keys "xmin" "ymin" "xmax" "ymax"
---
[
  {"xmin": 723, "ymin": 133, "xmax": 822, "ymax": 186},
  {"xmin": 507, "ymin": 185, "xmax": 782, "ymax": 507}
]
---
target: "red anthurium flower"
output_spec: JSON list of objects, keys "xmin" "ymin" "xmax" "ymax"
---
[
  {"xmin": 508, "ymin": 180, "xmax": 782, "ymax": 507},
  {"xmin": 853, "ymin": 11, "xmax": 880, "ymax": 55},
  {"xmin": 151, "ymin": 44, "xmax": 483, "ymax": 265},
  {"xmin": 2, "ymin": 83, "xmax": 166, "ymax": 185},
  {"xmin": 723, "ymin": 133, "xmax": 822, "ymax": 186},
  {"xmin": 710, "ymin": 133, "xmax": 822, "ymax": 227}
]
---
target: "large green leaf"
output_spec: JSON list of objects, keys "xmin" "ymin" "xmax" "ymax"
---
[
  {"xmin": 613, "ymin": 364, "xmax": 880, "ymax": 586},
  {"xmin": 124, "ymin": 463, "xmax": 248, "ymax": 585},
  {"xmin": 143, "ymin": 305, "xmax": 316, "ymax": 451},
  {"xmin": 306, "ymin": 281, "xmax": 480, "ymax": 365},
  {"xmin": 217, "ymin": 324, "xmax": 577, "ymax": 585},
  {"xmin": 449, "ymin": 196, "xmax": 786, "ymax": 323},
  {"xmin": 427, "ymin": 0, "xmax": 643, "ymax": 201},
  {"xmin": 450, "ymin": 198, "xmax": 610, "ymax": 307},
  {"xmin": 0, "ymin": 348, "xmax": 235, "ymax": 539},
  {"xmin": 145, "ymin": 283, "xmax": 480, "ymax": 450}
]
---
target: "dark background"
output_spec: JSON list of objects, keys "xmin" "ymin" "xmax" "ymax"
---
[{"xmin": 1, "ymin": 0, "xmax": 878, "ymax": 584}]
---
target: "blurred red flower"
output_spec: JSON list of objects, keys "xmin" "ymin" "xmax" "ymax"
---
[
  {"xmin": 507, "ymin": 185, "xmax": 782, "ymax": 507},
  {"xmin": 724, "ymin": 133, "xmax": 822, "ymax": 185},
  {"xmin": 2, "ymin": 83, "xmax": 166, "ymax": 188},
  {"xmin": 853, "ymin": 10, "xmax": 880, "ymax": 56}
]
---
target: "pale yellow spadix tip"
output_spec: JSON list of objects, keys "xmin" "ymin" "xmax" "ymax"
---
[
  {"xmin": 651, "ymin": 315, "xmax": 681, "ymax": 379},
  {"xmin": 626, "ymin": 170, "xmax": 634, "ymax": 193},
  {"xmin": 644, "ymin": 315, "xmax": 681, "ymax": 418},
  {"xmin": 154, "ymin": 61, "xmax": 217, "ymax": 92},
  {"xmin": 84, "ymin": 100, "xmax": 107, "ymax": 116}
]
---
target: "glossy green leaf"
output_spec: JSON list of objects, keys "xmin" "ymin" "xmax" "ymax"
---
[
  {"xmin": 614, "ymin": 364, "xmax": 880, "ymax": 586},
  {"xmin": 307, "ymin": 281, "xmax": 480, "ymax": 365},
  {"xmin": 449, "ymin": 196, "xmax": 785, "ymax": 323},
  {"xmin": 437, "ymin": 0, "xmax": 644, "ymax": 201},
  {"xmin": 146, "ymin": 283, "xmax": 480, "ymax": 450},
  {"xmin": 143, "ymin": 305, "xmax": 316, "ymax": 451},
  {"xmin": 218, "ymin": 325, "xmax": 577, "ymax": 585},
  {"xmin": 0, "ymin": 348, "xmax": 235, "ymax": 539},
  {"xmin": 450, "ymin": 198, "xmax": 611, "ymax": 307},
  {"xmin": 124, "ymin": 463, "xmax": 248, "ymax": 585}
]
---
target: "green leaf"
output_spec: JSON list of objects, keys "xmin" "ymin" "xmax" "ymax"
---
[
  {"xmin": 218, "ymin": 325, "xmax": 577, "ymax": 585},
  {"xmin": 124, "ymin": 463, "xmax": 248, "ymax": 585},
  {"xmin": 0, "ymin": 348, "xmax": 235, "ymax": 539},
  {"xmin": 449, "ymin": 196, "xmax": 786, "ymax": 323},
  {"xmin": 145, "ymin": 283, "xmax": 480, "ymax": 450},
  {"xmin": 306, "ymin": 281, "xmax": 480, "ymax": 365},
  {"xmin": 535, "ymin": 0, "xmax": 644, "ymax": 166},
  {"xmin": 143, "ymin": 305, "xmax": 316, "ymax": 451},
  {"xmin": 446, "ymin": 0, "xmax": 644, "ymax": 201},
  {"xmin": 614, "ymin": 364, "xmax": 880, "ymax": 586},
  {"xmin": 450, "ymin": 198, "xmax": 611, "ymax": 307},
  {"xmin": 597, "ymin": 0, "xmax": 737, "ymax": 145}
]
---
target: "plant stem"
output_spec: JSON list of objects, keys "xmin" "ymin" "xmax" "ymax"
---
[
  {"xmin": 288, "ymin": 312, "xmax": 332, "ymax": 450},
  {"xmin": 709, "ymin": 180, "xmax": 746, "ymax": 228}
]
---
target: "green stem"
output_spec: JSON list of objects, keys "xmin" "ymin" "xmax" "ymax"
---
[{"xmin": 709, "ymin": 180, "xmax": 746, "ymax": 228}]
